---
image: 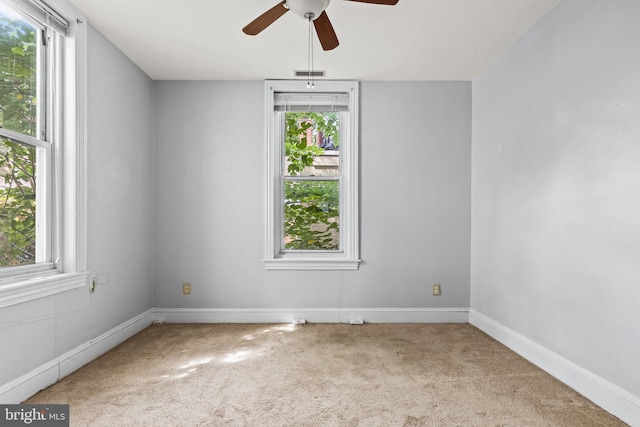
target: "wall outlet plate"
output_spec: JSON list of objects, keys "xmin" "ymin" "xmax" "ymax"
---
[
  {"xmin": 432, "ymin": 284, "xmax": 442, "ymax": 296},
  {"xmin": 182, "ymin": 283, "xmax": 191, "ymax": 295}
]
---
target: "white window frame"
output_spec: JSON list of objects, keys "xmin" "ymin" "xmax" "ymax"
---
[
  {"xmin": 0, "ymin": 0, "xmax": 87, "ymax": 307},
  {"xmin": 264, "ymin": 80, "xmax": 360, "ymax": 271}
]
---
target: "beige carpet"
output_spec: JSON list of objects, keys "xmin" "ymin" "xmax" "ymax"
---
[{"xmin": 26, "ymin": 323, "xmax": 625, "ymax": 426}]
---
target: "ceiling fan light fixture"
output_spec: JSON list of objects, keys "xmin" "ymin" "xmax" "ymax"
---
[
  {"xmin": 243, "ymin": 0, "xmax": 398, "ymax": 51},
  {"xmin": 286, "ymin": 0, "xmax": 330, "ymax": 20}
]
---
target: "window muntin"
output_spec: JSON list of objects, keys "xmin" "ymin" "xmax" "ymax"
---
[{"xmin": 265, "ymin": 80, "xmax": 359, "ymax": 270}]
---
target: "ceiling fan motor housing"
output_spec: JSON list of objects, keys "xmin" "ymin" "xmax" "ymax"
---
[{"xmin": 286, "ymin": 0, "xmax": 330, "ymax": 20}]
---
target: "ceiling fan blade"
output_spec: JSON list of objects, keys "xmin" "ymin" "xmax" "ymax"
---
[
  {"xmin": 242, "ymin": 1, "xmax": 289, "ymax": 36},
  {"xmin": 313, "ymin": 11, "xmax": 339, "ymax": 51},
  {"xmin": 343, "ymin": 0, "xmax": 399, "ymax": 4}
]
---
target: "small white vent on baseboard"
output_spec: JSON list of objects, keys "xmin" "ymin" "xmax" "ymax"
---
[
  {"xmin": 294, "ymin": 70, "xmax": 326, "ymax": 78},
  {"xmin": 349, "ymin": 319, "xmax": 364, "ymax": 325}
]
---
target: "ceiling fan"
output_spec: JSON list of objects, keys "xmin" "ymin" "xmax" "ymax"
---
[{"xmin": 242, "ymin": 0, "xmax": 399, "ymax": 51}]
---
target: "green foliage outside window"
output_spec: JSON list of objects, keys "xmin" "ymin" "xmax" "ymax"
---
[
  {"xmin": 284, "ymin": 112, "xmax": 340, "ymax": 250},
  {"xmin": 0, "ymin": 10, "xmax": 38, "ymax": 267},
  {"xmin": 284, "ymin": 180, "xmax": 339, "ymax": 250},
  {"xmin": 284, "ymin": 112, "xmax": 338, "ymax": 175}
]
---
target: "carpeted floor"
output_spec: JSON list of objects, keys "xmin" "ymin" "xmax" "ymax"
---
[{"xmin": 26, "ymin": 323, "xmax": 626, "ymax": 426}]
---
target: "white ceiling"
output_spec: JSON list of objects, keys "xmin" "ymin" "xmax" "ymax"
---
[{"xmin": 66, "ymin": 0, "xmax": 559, "ymax": 81}]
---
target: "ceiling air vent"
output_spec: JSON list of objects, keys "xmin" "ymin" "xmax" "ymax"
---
[{"xmin": 294, "ymin": 70, "xmax": 326, "ymax": 78}]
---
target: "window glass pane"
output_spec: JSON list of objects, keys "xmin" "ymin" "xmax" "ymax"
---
[
  {"xmin": 0, "ymin": 4, "xmax": 39, "ymax": 268},
  {"xmin": 0, "ymin": 4, "xmax": 38, "ymax": 137},
  {"xmin": 284, "ymin": 112, "xmax": 340, "ymax": 178},
  {"xmin": 0, "ymin": 137, "xmax": 36, "ymax": 266},
  {"xmin": 284, "ymin": 180, "xmax": 339, "ymax": 251}
]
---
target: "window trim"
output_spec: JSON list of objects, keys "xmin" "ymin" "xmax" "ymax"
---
[
  {"xmin": 0, "ymin": 0, "xmax": 87, "ymax": 308},
  {"xmin": 264, "ymin": 80, "xmax": 360, "ymax": 271}
]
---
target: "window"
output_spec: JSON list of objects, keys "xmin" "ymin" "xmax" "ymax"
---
[
  {"xmin": 264, "ymin": 80, "xmax": 359, "ymax": 270},
  {"xmin": 0, "ymin": 0, "xmax": 86, "ymax": 307}
]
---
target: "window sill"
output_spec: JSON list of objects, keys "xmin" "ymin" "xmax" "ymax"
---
[
  {"xmin": 264, "ymin": 258, "xmax": 360, "ymax": 271},
  {"xmin": 0, "ymin": 271, "xmax": 89, "ymax": 308}
]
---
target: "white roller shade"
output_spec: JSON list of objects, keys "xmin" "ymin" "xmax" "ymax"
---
[{"xmin": 274, "ymin": 92, "xmax": 349, "ymax": 112}]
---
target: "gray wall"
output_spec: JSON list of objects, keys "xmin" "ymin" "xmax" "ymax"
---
[
  {"xmin": 154, "ymin": 81, "xmax": 471, "ymax": 310},
  {"xmin": 0, "ymin": 26, "xmax": 154, "ymax": 385},
  {"xmin": 471, "ymin": 0, "xmax": 640, "ymax": 397}
]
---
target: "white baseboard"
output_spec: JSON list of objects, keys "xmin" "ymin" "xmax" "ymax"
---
[
  {"xmin": 154, "ymin": 307, "xmax": 470, "ymax": 324},
  {"xmin": 469, "ymin": 309, "xmax": 640, "ymax": 426},
  {"xmin": 0, "ymin": 309, "xmax": 155, "ymax": 404},
  {"xmin": 58, "ymin": 309, "xmax": 155, "ymax": 379},
  {"xmin": 0, "ymin": 362, "xmax": 59, "ymax": 406}
]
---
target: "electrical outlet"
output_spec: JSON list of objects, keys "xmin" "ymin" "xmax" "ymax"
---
[
  {"xmin": 182, "ymin": 283, "xmax": 192, "ymax": 295},
  {"xmin": 432, "ymin": 284, "xmax": 441, "ymax": 296}
]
